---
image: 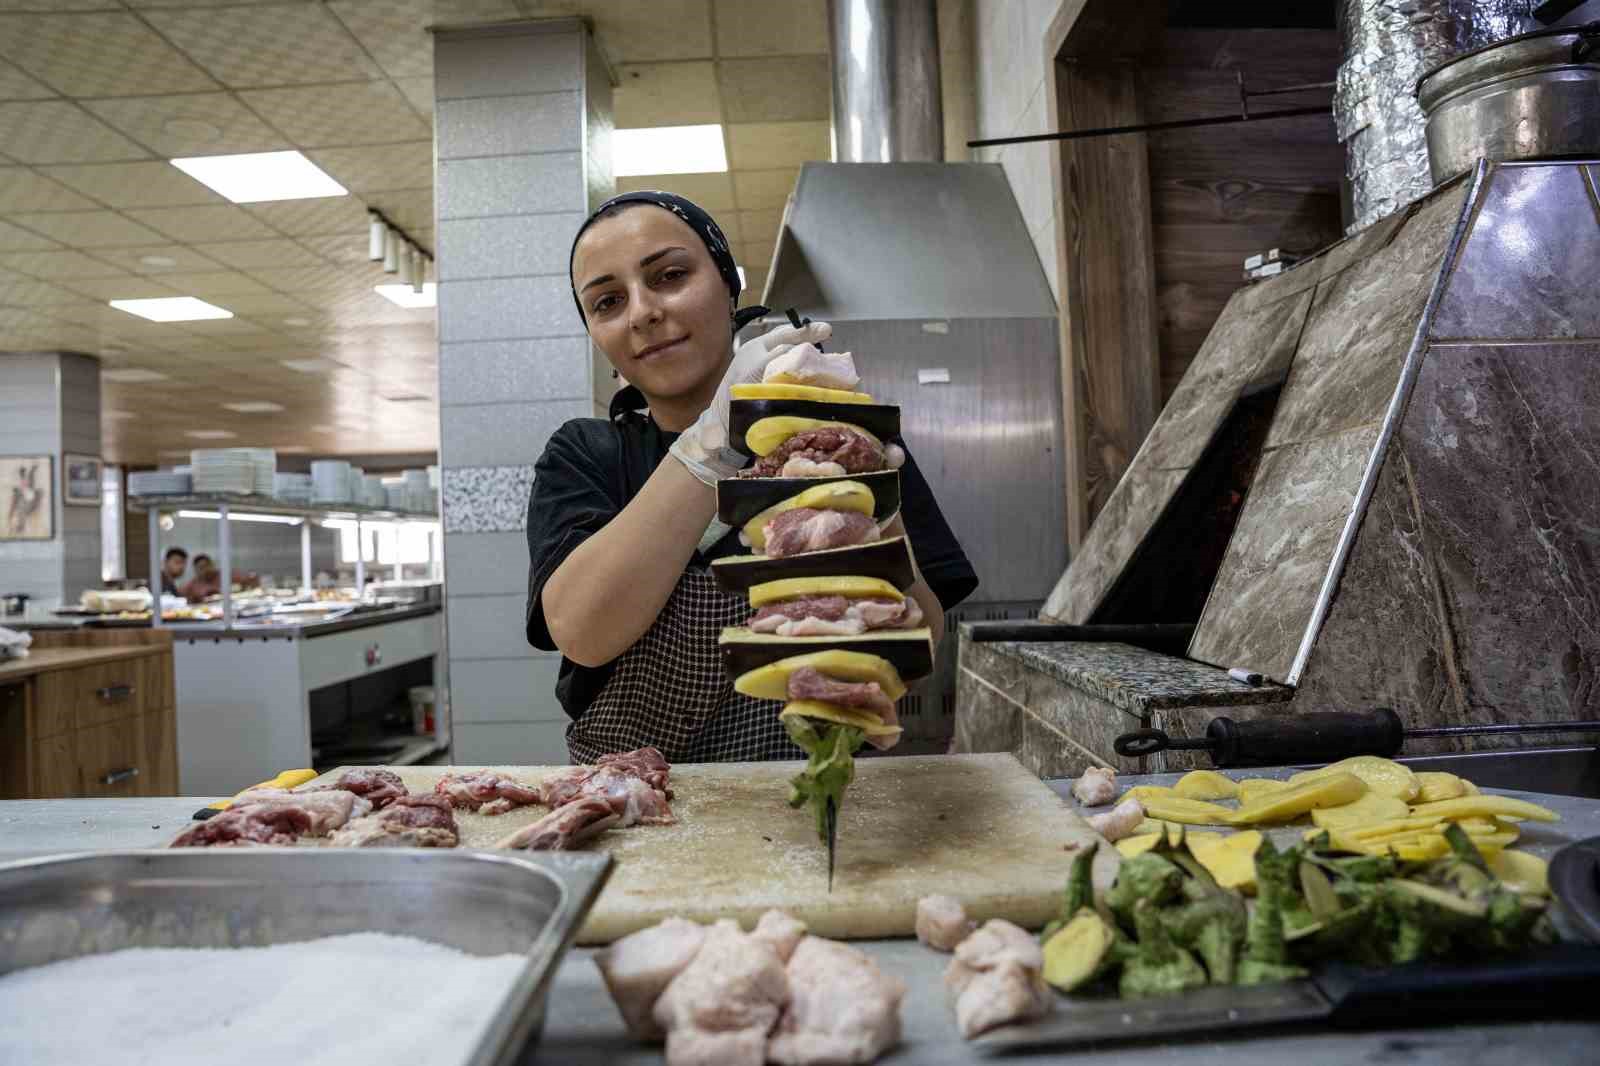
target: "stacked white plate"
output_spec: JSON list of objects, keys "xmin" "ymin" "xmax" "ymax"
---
[
  {"xmin": 190, "ymin": 449, "xmax": 256, "ymax": 495},
  {"xmin": 311, "ymin": 460, "xmax": 351, "ymax": 503},
  {"xmin": 361, "ymin": 475, "xmax": 386, "ymax": 508},
  {"xmin": 348, "ymin": 466, "xmax": 365, "ymax": 503},
  {"xmin": 128, "ymin": 471, "xmax": 191, "ymax": 496},
  {"xmin": 245, "ymin": 448, "xmax": 276, "ymax": 495},
  {"xmin": 274, "ymin": 472, "xmax": 313, "ymax": 504}
]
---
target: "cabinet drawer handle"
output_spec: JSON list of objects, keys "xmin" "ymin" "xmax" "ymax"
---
[
  {"xmin": 97, "ymin": 684, "xmax": 136, "ymax": 702},
  {"xmin": 100, "ymin": 767, "xmax": 141, "ymax": 786}
]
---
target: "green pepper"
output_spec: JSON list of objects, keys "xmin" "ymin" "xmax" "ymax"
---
[
  {"xmin": 1106, "ymin": 853, "xmax": 1183, "ymax": 929},
  {"xmin": 1119, "ymin": 899, "xmax": 1207, "ymax": 999}
]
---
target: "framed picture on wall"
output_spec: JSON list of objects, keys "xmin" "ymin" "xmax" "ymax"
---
[
  {"xmin": 64, "ymin": 453, "xmax": 102, "ymax": 506},
  {"xmin": 1, "ymin": 455, "xmax": 53, "ymax": 541}
]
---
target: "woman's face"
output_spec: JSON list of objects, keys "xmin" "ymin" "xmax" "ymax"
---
[{"xmin": 572, "ymin": 207, "xmax": 732, "ymax": 404}]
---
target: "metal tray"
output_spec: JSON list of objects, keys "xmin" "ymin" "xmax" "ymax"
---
[{"xmin": 0, "ymin": 848, "xmax": 611, "ymax": 1066}]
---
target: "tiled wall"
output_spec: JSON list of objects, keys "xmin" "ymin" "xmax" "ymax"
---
[
  {"xmin": 971, "ymin": 0, "xmax": 1060, "ymax": 301},
  {"xmin": 433, "ymin": 20, "xmax": 611, "ymax": 766},
  {"xmin": 0, "ymin": 350, "xmax": 101, "ymax": 607}
]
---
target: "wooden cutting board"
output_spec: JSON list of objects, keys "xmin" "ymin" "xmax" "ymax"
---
[{"xmin": 303, "ymin": 753, "xmax": 1112, "ymax": 944}]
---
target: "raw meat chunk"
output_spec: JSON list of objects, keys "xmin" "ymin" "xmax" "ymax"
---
[
  {"xmin": 945, "ymin": 920, "xmax": 1052, "ymax": 1039},
  {"xmin": 433, "ymin": 771, "xmax": 542, "ymax": 814},
  {"xmin": 763, "ymin": 509, "xmax": 877, "ymax": 558},
  {"xmin": 493, "ymin": 796, "xmax": 618, "ymax": 850},
  {"xmin": 768, "ymin": 936, "xmax": 905, "ymax": 1065},
  {"xmin": 1071, "ymin": 766, "xmax": 1117, "ymax": 808},
  {"xmin": 329, "ymin": 793, "xmax": 459, "ymax": 848},
  {"xmin": 595, "ymin": 917, "xmax": 709, "ymax": 1041},
  {"xmin": 322, "ymin": 767, "xmax": 407, "ymax": 809},
  {"xmin": 751, "ymin": 910, "xmax": 807, "ymax": 965},
  {"xmin": 915, "ymin": 895, "xmax": 974, "ymax": 952},
  {"xmin": 762, "ymin": 344, "xmax": 859, "ymax": 391},
  {"xmin": 581, "ymin": 768, "xmax": 676, "ymax": 826},
  {"xmin": 170, "ymin": 805, "xmax": 314, "ymax": 847},
  {"xmin": 653, "ymin": 920, "xmax": 789, "ymax": 1066},
  {"xmin": 228, "ymin": 787, "xmax": 369, "ymax": 834},
  {"xmin": 1085, "ymin": 797, "xmax": 1145, "ymax": 843}
]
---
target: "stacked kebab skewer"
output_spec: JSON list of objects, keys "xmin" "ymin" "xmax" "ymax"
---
[{"xmin": 713, "ymin": 325, "xmax": 936, "ymax": 886}]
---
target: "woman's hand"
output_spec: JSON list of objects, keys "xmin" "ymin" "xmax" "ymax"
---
[{"xmin": 670, "ymin": 318, "xmax": 833, "ymax": 484}]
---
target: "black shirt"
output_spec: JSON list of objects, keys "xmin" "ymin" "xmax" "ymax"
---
[{"xmin": 525, "ymin": 386, "xmax": 979, "ymax": 721}]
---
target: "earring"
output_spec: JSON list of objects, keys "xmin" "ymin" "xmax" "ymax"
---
[{"xmin": 611, "ymin": 369, "xmax": 619, "ymax": 380}]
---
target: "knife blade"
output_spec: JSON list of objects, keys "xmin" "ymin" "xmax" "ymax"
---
[{"xmin": 825, "ymin": 796, "xmax": 838, "ymax": 893}]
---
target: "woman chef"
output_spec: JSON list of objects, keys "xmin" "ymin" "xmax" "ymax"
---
[{"xmin": 525, "ymin": 191, "xmax": 977, "ymax": 762}]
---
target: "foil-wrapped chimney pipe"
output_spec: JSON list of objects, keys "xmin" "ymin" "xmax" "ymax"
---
[
  {"xmin": 826, "ymin": 0, "xmax": 943, "ymax": 162},
  {"xmin": 1335, "ymin": 0, "xmax": 1540, "ymax": 232}
]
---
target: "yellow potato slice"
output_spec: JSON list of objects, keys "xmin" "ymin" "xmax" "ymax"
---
[
  {"xmin": 779, "ymin": 700, "xmax": 900, "ymax": 738},
  {"xmin": 1140, "ymin": 794, "xmax": 1238, "ymax": 826},
  {"xmin": 734, "ymin": 649, "xmax": 906, "ymax": 702},
  {"xmin": 1122, "ymin": 785, "xmax": 1175, "ymax": 804},
  {"xmin": 1487, "ymin": 850, "xmax": 1550, "ymax": 896},
  {"xmin": 1115, "ymin": 830, "xmax": 1224, "ymax": 859},
  {"xmin": 748, "ymin": 574, "xmax": 901, "ymax": 609},
  {"xmin": 1191, "ymin": 831, "xmax": 1263, "ymax": 893},
  {"xmin": 1174, "ymin": 770, "xmax": 1240, "ymax": 801},
  {"xmin": 1414, "ymin": 771, "xmax": 1470, "ymax": 803},
  {"xmin": 731, "ymin": 382, "xmax": 873, "ymax": 404},
  {"xmin": 1229, "ymin": 772, "xmax": 1366, "ymax": 825},
  {"xmin": 1288, "ymin": 756, "xmax": 1420, "ymax": 801},
  {"xmin": 1236, "ymin": 778, "xmax": 1291, "ymax": 805},
  {"xmin": 746, "ymin": 416, "xmax": 881, "ymax": 457},
  {"xmin": 740, "ymin": 480, "xmax": 876, "ymax": 551},
  {"xmin": 1310, "ymin": 790, "xmax": 1411, "ymax": 830},
  {"xmin": 1408, "ymin": 795, "xmax": 1559, "ymax": 824}
]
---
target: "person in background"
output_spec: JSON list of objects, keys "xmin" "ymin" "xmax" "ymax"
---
[
  {"xmin": 180, "ymin": 554, "xmax": 221, "ymax": 603},
  {"xmin": 159, "ymin": 547, "xmax": 188, "ymax": 597}
]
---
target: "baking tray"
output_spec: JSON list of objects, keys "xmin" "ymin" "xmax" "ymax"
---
[{"xmin": 0, "ymin": 848, "xmax": 611, "ymax": 1065}]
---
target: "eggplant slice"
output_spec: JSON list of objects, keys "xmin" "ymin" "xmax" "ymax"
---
[
  {"xmin": 710, "ymin": 535, "xmax": 915, "ymax": 593},
  {"xmin": 728, "ymin": 398, "xmax": 900, "ymax": 457},
  {"xmin": 720, "ymin": 626, "xmax": 935, "ymax": 681},
  {"xmin": 716, "ymin": 468, "xmax": 900, "ymax": 529}
]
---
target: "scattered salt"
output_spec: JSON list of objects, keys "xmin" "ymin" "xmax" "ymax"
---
[{"xmin": 0, "ymin": 932, "xmax": 526, "ymax": 1066}]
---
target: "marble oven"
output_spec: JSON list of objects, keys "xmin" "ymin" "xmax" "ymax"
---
[{"xmin": 956, "ymin": 159, "xmax": 1600, "ymax": 776}]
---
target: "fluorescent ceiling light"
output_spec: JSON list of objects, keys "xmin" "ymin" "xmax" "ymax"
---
[
  {"xmin": 178, "ymin": 510, "xmax": 303, "ymax": 525},
  {"xmin": 110, "ymin": 296, "xmax": 233, "ymax": 322},
  {"xmin": 184, "ymin": 429, "xmax": 236, "ymax": 439},
  {"xmin": 170, "ymin": 150, "xmax": 347, "ymax": 204},
  {"xmin": 613, "ymin": 124, "xmax": 728, "ymax": 177},
  {"xmin": 375, "ymin": 282, "xmax": 436, "ymax": 308},
  {"xmin": 222, "ymin": 401, "xmax": 285, "ymax": 413},
  {"xmin": 101, "ymin": 368, "xmax": 170, "ymax": 383},
  {"xmin": 282, "ymin": 358, "xmax": 341, "ymax": 373}
]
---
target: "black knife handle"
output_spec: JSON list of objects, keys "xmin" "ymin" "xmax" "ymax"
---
[
  {"xmin": 1205, "ymin": 708, "xmax": 1405, "ymax": 767},
  {"xmin": 1319, "ymin": 944, "xmax": 1600, "ymax": 1027}
]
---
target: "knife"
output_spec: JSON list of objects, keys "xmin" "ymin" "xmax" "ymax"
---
[
  {"xmin": 825, "ymin": 797, "xmax": 838, "ymax": 893},
  {"xmin": 974, "ymin": 944, "xmax": 1600, "ymax": 1053}
]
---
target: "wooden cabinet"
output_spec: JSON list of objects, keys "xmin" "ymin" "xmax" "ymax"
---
[{"xmin": 0, "ymin": 631, "xmax": 178, "ymax": 799}]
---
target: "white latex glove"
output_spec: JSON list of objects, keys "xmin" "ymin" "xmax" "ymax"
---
[{"xmin": 670, "ymin": 318, "xmax": 833, "ymax": 485}]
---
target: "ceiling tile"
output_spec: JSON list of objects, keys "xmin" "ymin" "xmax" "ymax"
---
[
  {"xmin": 82, "ymin": 92, "xmax": 290, "ymax": 157},
  {"xmin": 614, "ymin": 61, "xmax": 720, "ymax": 128},
  {"xmin": 91, "ymin": 244, "xmax": 226, "ymax": 275},
  {"xmin": 0, "ymin": 101, "xmax": 150, "ymax": 163},
  {"xmin": 713, "ymin": 0, "xmax": 827, "ymax": 57},
  {"xmin": 732, "ymin": 167, "xmax": 797, "ymax": 210},
  {"xmin": 0, "ymin": 166, "xmax": 98, "ymax": 211},
  {"xmin": 237, "ymin": 81, "xmax": 429, "ymax": 148},
  {"xmin": 9, "ymin": 209, "xmax": 167, "ymax": 247},
  {"xmin": 559, "ymin": 0, "xmax": 713, "ymax": 62},
  {"xmin": 0, "ymin": 248, "xmax": 124, "ymax": 278},
  {"xmin": 125, "ymin": 204, "xmax": 280, "ymax": 242},
  {"xmin": 366, "ymin": 188, "xmax": 434, "ymax": 235},
  {"xmin": 208, "ymin": 290, "xmax": 315, "ymax": 315},
  {"xmin": 393, "ymin": 76, "xmax": 433, "ymax": 122},
  {"xmin": 39, "ymin": 161, "xmax": 225, "ymax": 209},
  {"xmin": 142, "ymin": 4, "xmax": 382, "ymax": 88},
  {"xmin": 0, "ymin": 218, "xmax": 60, "ymax": 251},
  {"xmin": 248, "ymin": 263, "xmax": 378, "ymax": 294},
  {"xmin": 308, "ymin": 141, "xmax": 432, "ymax": 193},
  {"xmin": 0, "ymin": 276, "xmax": 80, "ymax": 306},
  {"xmin": 737, "ymin": 239, "xmax": 776, "ymax": 273},
  {"xmin": 617, "ymin": 171, "xmax": 736, "ymax": 211},
  {"xmin": 195, "ymin": 238, "xmax": 325, "ymax": 269},
  {"xmin": 725, "ymin": 120, "xmax": 830, "ymax": 170},
  {"xmin": 153, "ymin": 270, "xmax": 276, "ymax": 297},
  {"xmin": 0, "ymin": 57, "xmax": 53, "ymax": 101},
  {"xmin": 299, "ymin": 232, "xmax": 373, "ymax": 266},
  {"xmin": 60, "ymin": 275, "xmax": 182, "ymax": 301},
  {"xmin": 241, "ymin": 194, "xmax": 373, "ymax": 237},
  {"xmin": 0, "ymin": 12, "xmax": 218, "ymax": 97},
  {"xmin": 717, "ymin": 55, "xmax": 829, "ymax": 124},
  {"xmin": 327, "ymin": 0, "xmax": 520, "ymax": 79}
]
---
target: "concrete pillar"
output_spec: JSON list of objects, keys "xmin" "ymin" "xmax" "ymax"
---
[
  {"xmin": 433, "ymin": 19, "xmax": 612, "ymax": 765},
  {"xmin": 0, "ymin": 351, "xmax": 102, "ymax": 608}
]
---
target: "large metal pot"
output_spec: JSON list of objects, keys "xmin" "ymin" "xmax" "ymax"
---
[{"xmin": 1417, "ymin": 23, "xmax": 1600, "ymax": 183}]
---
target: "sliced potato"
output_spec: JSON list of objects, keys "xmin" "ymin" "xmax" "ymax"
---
[
  {"xmin": 1190, "ymin": 831, "xmax": 1262, "ymax": 893},
  {"xmin": 1174, "ymin": 770, "xmax": 1240, "ymax": 801},
  {"xmin": 746, "ymin": 416, "xmax": 882, "ymax": 457},
  {"xmin": 1287, "ymin": 756, "xmax": 1419, "ymax": 801},
  {"xmin": 740, "ymin": 480, "xmax": 877, "ymax": 551},
  {"xmin": 1042, "ymin": 911, "xmax": 1118, "ymax": 992},
  {"xmin": 1487, "ymin": 850, "xmax": 1550, "ymax": 896},
  {"xmin": 731, "ymin": 382, "xmax": 873, "ymax": 404},
  {"xmin": 735, "ymin": 649, "xmax": 906, "ymax": 702},
  {"xmin": 748, "ymin": 574, "xmax": 901, "ymax": 609},
  {"xmin": 1408, "ymin": 795, "xmax": 1559, "ymax": 824},
  {"xmin": 1414, "ymin": 771, "xmax": 1470, "ymax": 803},
  {"xmin": 779, "ymin": 699, "xmax": 900, "ymax": 738},
  {"xmin": 1236, "ymin": 778, "xmax": 1290, "ymax": 804},
  {"xmin": 1123, "ymin": 785, "xmax": 1176, "ymax": 804},
  {"xmin": 1115, "ymin": 829, "xmax": 1223, "ymax": 858},
  {"xmin": 1139, "ymin": 794, "xmax": 1237, "ymax": 826},
  {"xmin": 1229, "ymin": 772, "xmax": 1366, "ymax": 825},
  {"xmin": 1309, "ymin": 790, "xmax": 1411, "ymax": 830}
]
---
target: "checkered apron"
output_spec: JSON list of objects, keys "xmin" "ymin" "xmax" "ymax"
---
[{"xmin": 566, "ymin": 567, "xmax": 803, "ymax": 763}]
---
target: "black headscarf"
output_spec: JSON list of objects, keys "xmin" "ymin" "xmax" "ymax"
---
[{"xmin": 568, "ymin": 190, "xmax": 769, "ymax": 335}]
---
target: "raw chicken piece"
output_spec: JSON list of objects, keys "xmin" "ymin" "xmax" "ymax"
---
[
  {"xmin": 915, "ymin": 895, "xmax": 974, "ymax": 952},
  {"xmin": 581, "ymin": 768, "xmax": 676, "ymax": 826},
  {"xmin": 170, "ymin": 805, "xmax": 313, "ymax": 847},
  {"xmin": 777, "ymin": 457, "xmax": 847, "ymax": 479},
  {"xmin": 1071, "ymin": 766, "xmax": 1117, "ymax": 807},
  {"xmin": 596, "ymin": 746, "xmax": 673, "ymax": 794},
  {"xmin": 653, "ymin": 919, "xmax": 789, "ymax": 1066},
  {"xmin": 751, "ymin": 910, "xmax": 807, "ymax": 965},
  {"xmin": 229, "ymin": 787, "xmax": 370, "ymax": 834},
  {"xmin": 433, "ymin": 771, "xmax": 542, "ymax": 814},
  {"xmin": 321, "ymin": 767, "xmax": 407, "ymax": 809},
  {"xmin": 762, "ymin": 344, "xmax": 860, "ymax": 391},
  {"xmin": 944, "ymin": 920, "xmax": 1052, "ymax": 1040},
  {"xmin": 329, "ymin": 793, "xmax": 459, "ymax": 848},
  {"xmin": 1084, "ymin": 797, "xmax": 1145, "ymax": 843},
  {"xmin": 544, "ymin": 746, "xmax": 674, "ymax": 809},
  {"xmin": 595, "ymin": 917, "xmax": 709, "ymax": 1041},
  {"xmin": 493, "ymin": 796, "xmax": 618, "ymax": 850},
  {"xmin": 767, "ymin": 936, "xmax": 905, "ymax": 1065}
]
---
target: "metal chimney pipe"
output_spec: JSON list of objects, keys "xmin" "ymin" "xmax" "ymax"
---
[{"xmin": 826, "ymin": 0, "xmax": 943, "ymax": 162}]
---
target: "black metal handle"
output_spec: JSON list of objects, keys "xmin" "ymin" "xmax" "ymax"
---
[
  {"xmin": 1572, "ymin": 21, "xmax": 1600, "ymax": 63},
  {"xmin": 1321, "ymin": 943, "xmax": 1600, "ymax": 1027},
  {"xmin": 100, "ymin": 766, "xmax": 140, "ymax": 786},
  {"xmin": 96, "ymin": 684, "xmax": 135, "ymax": 702}
]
